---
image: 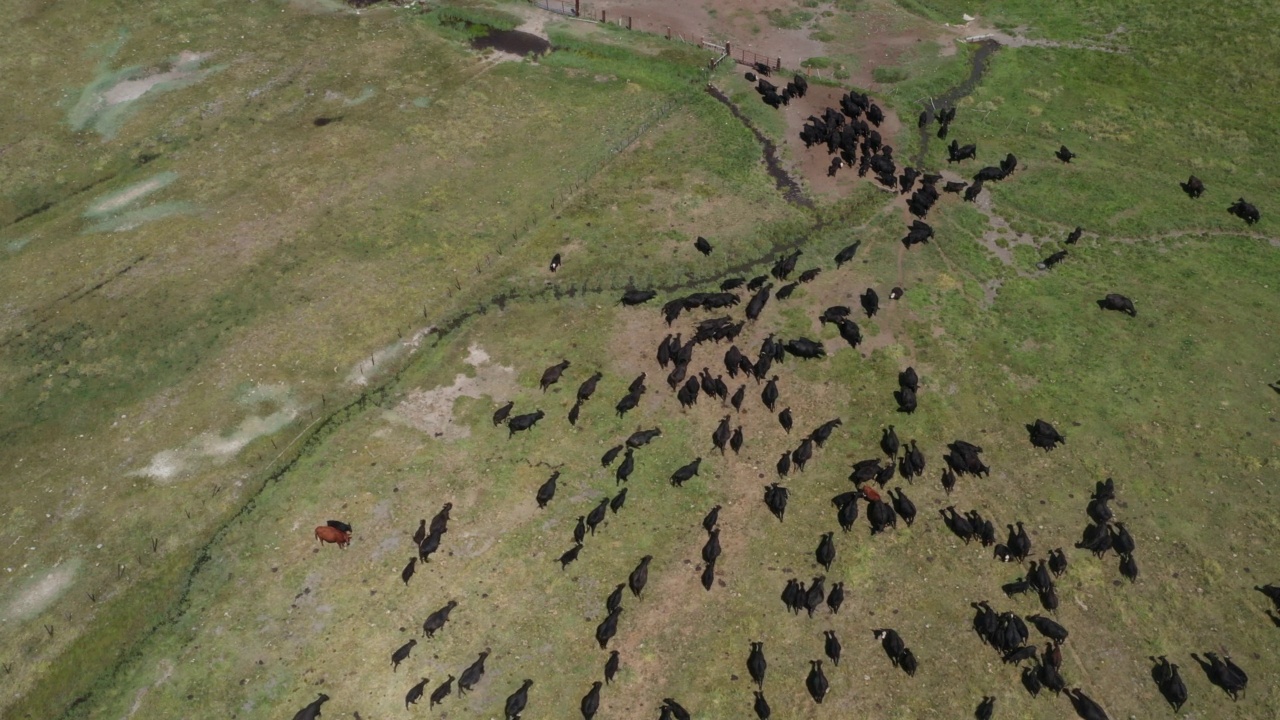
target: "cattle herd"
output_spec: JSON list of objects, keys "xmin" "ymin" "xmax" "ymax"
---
[{"xmin": 290, "ymin": 69, "xmax": 1269, "ymax": 720}]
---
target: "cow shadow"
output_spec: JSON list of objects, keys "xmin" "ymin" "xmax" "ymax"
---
[{"xmin": 1266, "ymin": 610, "xmax": 1280, "ymax": 628}]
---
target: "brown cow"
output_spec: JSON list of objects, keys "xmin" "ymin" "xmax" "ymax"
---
[{"xmin": 315, "ymin": 525, "xmax": 351, "ymax": 549}]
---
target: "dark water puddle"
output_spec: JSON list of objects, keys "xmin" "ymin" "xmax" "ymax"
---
[
  {"xmin": 705, "ymin": 85, "xmax": 814, "ymax": 210},
  {"xmin": 471, "ymin": 29, "xmax": 551, "ymax": 57},
  {"xmin": 912, "ymin": 39, "xmax": 1001, "ymax": 167}
]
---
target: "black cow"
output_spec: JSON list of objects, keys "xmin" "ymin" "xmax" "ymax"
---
[
  {"xmin": 595, "ymin": 607, "xmax": 622, "ymax": 649},
  {"xmin": 391, "ymin": 639, "xmax": 417, "ymax": 671},
  {"xmin": 890, "ymin": 487, "xmax": 916, "ymax": 526},
  {"xmin": 834, "ymin": 240, "xmax": 861, "ymax": 267},
  {"xmin": 539, "ymin": 360, "xmax": 570, "ymax": 392},
  {"xmin": 504, "ymin": 680, "xmax": 534, "ymax": 720},
  {"xmin": 895, "ymin": 386, "xmax": 917, "ymax": 414},
  {"xmin": 785, "ymin": 338, "xmax": 826, "ymax": 358},
  {"xmin": 406, "ymin": 678, "xmax": 429, "ymax": 710},
  {"xmin": 1179, "ymin": 175, "xmax": 1204, "ymax": 199},
  {"xmin": 975, "ymin": 696, "xmax": 995, "ymax": 720},
  {"xmin": 874, "ymin": 629, "xmax": 905, "ymax": 666},
  {"xmin": 964, "ymin": 181, "xmax": 984, "ymax": 202},
  {"xmin": 292, "ymin": 693, "xmax": 329, "ymax": 720},
  {"xmin": 535, "ymin": 472, "xmax": 559, "ymax": 509},
  {"xmin": 694, "ymin": 236, "xmax": 713, "ymax": 255},
  {"xmin": 580, "ymin": 681, "xmax": 602, "ymax": 720},
  {"xmin": 670, "ymin": 457, "xmax": 702, "ymax": 487},
  {"xmin": 429, "ymin": 675, "xmax": 455, "ymax": 708},
  {"xmin": 827, "ymin": 582, "xmax": 844, "ymax": 614},
  {"xmin": 601, "ymin": 445, "xmax": 623, "ymax": 467},
  {"xmin": 798, "ymin": 267, "xmax": 821, "ymax": 283},
  {"xmin": 948, "ymin": 140, "xmax": 977, "ymax": 163},
  {"xmin": 507, "ymin": 411, "xmax": 544, "ymax": 438},
  {"xmin": 753, "ymin": 692, "xmax": 770, "ymax": 720},
  {"xmin": 901, "ymin": 219, "xmax": 933, "ymax": 248},
  {"xmin": 629, "ymin": 555, "xmax": 652, "ymax": 598},
  {"xmin": 1097, "ymin": 294, "xmax": 1137, "ymax": 316},
  {"xmin": 615, "ymin": 448, "xmax": 634, "ymax": 484},
  {"xmin": 1151, "ymin": 656, "xmax": 1187, "ymax": 711},
  {"xmin": 604, "ymin": 651, "xmax": 620, "ymax": 684},
  {"xmin": 620, "ymin": 289, "xmax": 656, "ymax": 306},
  {"xmin": 627, "ymin": 428, "xmax": 662, "ymax": 448},
  {"xmin": 815, "ymin": 532, "xmax": 836, "ymax": 570},
  {"xmin": 1055, "ymin": 145, "xmax": 1076, "ymax": 162},
  {"xmin": 492, "ymin": 401, "xmax": 514, "ymax": 426},
  {"xmin": 1065, "ymin": 226, "xmax": 1084, "ymax": 244},
  {"xmin": 764, "ymin": 482, "xmax": 789, "ymax": 521},
  {"xmin": 1027, "ymin": 614, "xmax": 1068, "ymax": 644},
  {"xmin": 806, "ymin": 660, "xmax": 829, "ymax": 704},
  {"xmin": 747, "ymin": 642, "xmax": 767, "ymax": 688},
  {"xmin": 1027, "ymin": 419, "xmax": 1066, "ymax": 450},
  {"xmin": 549, "ymin": 253, "xmax": 561, "ymax": 272},
  {"xmin": 1228, "ymin": 198, "xmax": 1260, "ymax": 225},
  {"xmin": 943, "ymin": 180, "xmax": 968, "ymax": 193},
  {"xmin": 1065, "ymin": 688, "xmax": 1110, "ymax": 720},
  {"xmin": 1039, "ymin": 250, "xmax": 1068, "ymax": 270},
  {"xmin": 558, "ymin": 543, "xmax": 583, "ymax": 570}
]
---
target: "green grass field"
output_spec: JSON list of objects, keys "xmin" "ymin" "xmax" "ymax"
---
[{"xmin": 0, "ymin": 0, "xmax": 1277, "ymax": 718}]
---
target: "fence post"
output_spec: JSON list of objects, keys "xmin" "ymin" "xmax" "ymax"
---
[
  {"xmin": 776, "ymin": 57, "xmax": 782, "ymax": 70},
  {"xmin": 667, "ymin": 26, "xmax": 671, "ymax": 39},
  {"xmin": 627, "ymin": 16, "xmax": 631, "ymax": 30},
  {"xmin": 601, "ymin": 9, "xmax": 606, "ymax": 22},
  {"xmin": 725, "ymin": 41, "xmax": 731, "ymax": 61},
  {"xmin": 574, "ymin": 0, "xmax": 579, "ymax": 17}
]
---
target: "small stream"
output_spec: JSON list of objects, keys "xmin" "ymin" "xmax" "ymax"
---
[
  {"xmin": 704, "ymin": 85, "xmax": 815, "ymax": 210},
  {"xmin": 912, "ymin": 39, "xmax": 1001, "ymax": 167}
]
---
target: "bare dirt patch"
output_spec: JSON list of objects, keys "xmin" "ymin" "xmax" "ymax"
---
[{"xmin": 385, "ymin": 345, "xmax": 517, "ymax": 440}]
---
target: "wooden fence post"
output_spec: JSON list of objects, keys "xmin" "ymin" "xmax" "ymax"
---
[
  {"xmin": 574, "ymin": 0, "xmax": 579, "ymax": 17},
  {"xmin": 667, "ymin": 26, "xmax": 671, "ymax": 39},
  {"xmin": 627, "ymin": 16, "xmax": 631, "ymax": 30},
  {"xmin": 776, "ymin": 57, "xmax": 782, "ymax": 70},
  {"xmin": 725, "ymin": 41, "xmax": 732, "ymax": 61},
  {"xmin": 601, "ymin": 9, "xmax": 606, "ymax": 22}
]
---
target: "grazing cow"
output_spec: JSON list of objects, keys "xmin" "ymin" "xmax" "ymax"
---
[
  {"xmin": 292, "ymin": 693, "xmax": 329, "ymax": 720},
  {"xmin": 834, "ymin": 240, "xmax": 861, "ymax": 267},
  {"xmin": 694, "ymin": 236, "xmax": 713, "ymax": 255},
  {"xmin": 418, "ymin": 528, "xmax": 444, "ymax": 563},
  {"xmin": 875, "ymin": 629, "xmax": 905, "ymax": 666},
  {"xmin": 430, "ymin": 675, "xmax": 455, "ymax": 708},
  {"xmin": 944, "ymin": 180, "xmax": 968, "ymax": 193},
  {"xmin": 314, "ymin": 525, "xmax": 351, "ymax": 549},
  {"xmin": 1151, "ymin": 656, "xmax": 1187, "ymax": 711},
  {"xmin": 890, "ymin": 487, "xmax": 917, "ymax": 526},
  {"xmin": 730, "ymin": 426, "xmax": 744, "ymax": 454},
  {"xmin": 1180, "ymin": 175, "xmax": 1205, "ymax": 199},
  {"xmin": 662, "ymin": 698, "xmax": 692, "ymax": 720},
  {"xmin": 507, "ymin": 411, "xmax": 545, "ymax": 438},
  {"xmin": 1027, "ymin": 419, "xmax": 1066, "ymax": 450},
  {"xmin": 573, "ymin": 516, "xmax": 586, "ymax": 544},
  {"xmin": 860, "ymin": 288, "xmax": 880, "ymax": 317},
  {"xmin": 948, "ymin": 140, "xmax": 977, "ymax": 163},
  {"xmin": 392, "ymin": 639, "xmax": 417, "ymax": 671},
  {"xmin": 753, "ymin": 691, "xmax": 771, "ymax": 720},
  {"xmin": 975, "ymin": 696, "xmax": 995, "ymax": 720},
  {"xmin": 898, "ymin": 367, "xmax": 919, "ymax": 392},
  {"xmin": 1039, "ymin": 250, "xmax": 1068, "ymax": 270},
  {"xmin": 1203, "ymin": 652, "xmax": 1249, "ymax": 701},
  {"xmin": 1056, "ymin": 145, "xmax": 1076, "ymax": 162},
  {"xmin": 405, "ymin": 678, "xmax": 429, "ymax": 710},
  {"xmin": 1119, "ymin": 553, "xmax": 1139, "ymax": 582},
  {"xmin": 504, "ymin": 679, "xmax": 534, "ymax": 720},
  {"xmin": 1027, "ymin": 614, "xmax": 1068, "ymax": 644},
  {"xmin": 700, "ymin": 560, "xmax": 715, "ymax": 590},
  {"xmin": 721, "ymin": 277, "xmax": 746, "ymax": 291},
  {"xmin": 1066, "ymin": 226, "xmax": 1084, "ymax": 244},
  {"xmin": 1049, "ymin": 548, "xmax": 1069, "ymax": 577},
  {"xmin": 901, "ymin": 219, "xmax": 934, "ymax": 248},
  {"xmin": 1096, "ymin": 294, "xmax": 1137, "ymax": 317},
  {"xmin": 549, "ymin": 253, "xmax": 561, "ymax": 272},
  {"xmin": 535, "ymin": 472, "xmax": 559, "ymax": 509},
  {"xmin": 731, "ymin": 385, "xmax": 747, "ymax": 411},
  {"xmin": 746, "ymin": 284, "xmax": 772, "ymax": 321},
  {"xmin": 806, "ymin": 660, "xmax": 829, "ymax": 704},
  {"xmin": 492, "ymin": 401, "xmax": 514, "ymax": 426},
  {"xmin": 904, "ymin": 441, "xmax": 925, "ymax": 477},
  {"xmin": 798, "ymin": 268, "xmax": 821, "ymax": 283},
  {"xmin": 596, "ymin": 607, "xmax": 623, "ymax": 649},
  {"xmin": 581, "ymin": 681, "xmax": 602, "ymax": 720},
  {"xmin": 776, "ymin": 281, "xmax": 799, "ymax": 300},
  {"xmin": 1065, "ymin": 688, "xmax": 1111, "ymax": 720},
  {"xmin": 629, "ymin": 555, "xmax": 653, "ymax": 598},
  {"xmin": 621, "ymin": 289, "xmax": 656, "ymax": 305},
  {"xmin": 1228, "ymin": 198, "xmax": 1260, "ymax": 225},
  {"xmin": 712, "ymin": 415, "xmax": 732, "ymax": 454},
  {"xmin": 427, "ymin": 503, "xmax": 451, "ymax": 536},
  {"xmin": 604, "ymin": 650, "xmax": 620, "ymax": 684},
  {"xmin": 1022, "ymin": 665, "xmax": 1043, "ymax": 696},
  {"xmin": 615, "ymin": 449, "xmax": 635, "ymax": 484},
  {"xmin": 975, "ymin": 166, "xmax": 1005, "ymax": 182},
  {"xmin": 964, "ymin": 180, "xmax": 984, "ymax": 202},
  {"xmin": 627, "ymin": 428, "xmax": 662, "ymax": 448},
  {"xmin": 670, "ymin": 457, "xmax": 702, "ymax": 487},
  {"xmin": 747, "ymin": 642, "xmax": 767, "ymax": 687},
  {"xmin": 772, "ymin": 250, "xmax": 802, "ymax": 280},
  {"xmin": 889, "ymin": 286, "xmax": 905, "ymax": 300},
  {"xmin": 895, "ymin": 386, "xmax": 917, "ymax": 414},
  {"xmin": 776, "ymin": 451, "xmax": 791, "ymax": 477},
  {"xmin": 764, "ymin": 483, "xmax": 789, "ymax": 521},
  {"xmin": 899, "ymin": 648, "xmax": 918, "ymax": 676},
  {"xmin": 401, "ymin": 557, "xmax": 417, "ymax": 586},
  {"xmin": 1003, "ymin": 646, "xmax": 1038, "ymax": 666},
  {"xmin": 540, "ymin": 360, "xmax": 570, "ymax": 392},
  {"xmin": 559, "ymin": 543, "xmax": 583, "ymax": 570},
  {"xmin": 941, "ymin": 506, "xmax": 974, "ymax": 543}
]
